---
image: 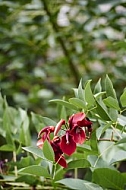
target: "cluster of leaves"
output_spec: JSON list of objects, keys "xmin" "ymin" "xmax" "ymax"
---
[
  {"xmin": 0, "ymin": 0, "xmax": 126, "ymax": 115},
  {"xmin": 0, "ymin": 76, "xmax": 126, "ymax": 189}
]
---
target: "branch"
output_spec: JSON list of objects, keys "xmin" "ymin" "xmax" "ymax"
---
[{"xmin": 42, "ymin": 0, "xmax": 80, "ymax": 85}]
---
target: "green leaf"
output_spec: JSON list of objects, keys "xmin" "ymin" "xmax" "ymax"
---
[
  {"xmin": 67, "ymin": 159, "xmax": 91, "ymax": 169},
  {"xmin": 84, "ymin": 80, "xmax": 95, "ymax": 106},
  {"xmin": 103, "ymin": 96, "xmax": 120, "ymax": 110},
  {"xmin": 69, "ymin": 98, "xmax": 86, "ymax": 109},
  {"xmin": 90, "ymin": 130, "xmax": 99, "ymax": 154},
  {"xmin": 43, "ymin": 140, "xmax": 55, "ymax": 162},
  {"xmin": 88, "ymin": 155, "xmax": 114, "ymax": 169},
  {"xmin": 19, "ymin": 165, "xmax": 50, "ymax": 178},
  {"xmin": 110, "ymin": 150, "xmax": 126, "ymax": 164},
  {"xmin": 22, "ymin": 146, "xmax": 45, "ymax": 160},
  {"xmin": 96, "ymin": 121, "xmax": 113, "ymax": 139},
  {"xmin": 93, "ymin": 168, "xmax": 126, "ymax": 190},
  {"xmin": 120, "ymin": 89, "xmax": 126, "ymax": 107},
  {"xmin": 0, "ymin": 144, "xmax": 15, "ymax": 151},
  {"xmin": 95, "ymin": 100, "xmax": 111, "ymax": 121},
  {"xmin": 105, "ymin": 75, "xmax": 117, "ymax": 99},
  {"xmin": 77, "ymin": 79, "xmax": 85, "ymax": 100},
  {"xmin": 49, "ymin": 99, "xmax": 78, "ymax": 110},
  {"xmin": 56, "ymin": 178, "xmax": 103, "ymax": 190},
  {"xmin": 94, "ymin": 78, "xmax": 102, "ymax": 94},
  {"xmin": 19, "ymin": 108, "xmax": 31, "ymax": 146},
  {"xmin": 116, "ymin": 137, "xmax": 126, "ymax": 145},
  {"xmin": 41, "ymin": 117, "xmax": 57, "ymax": 126}
]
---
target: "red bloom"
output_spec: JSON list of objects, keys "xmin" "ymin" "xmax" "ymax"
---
[
  {"xmin": 60, "ymin": 131, "xmax": 76, "ymax": 156},
  {"xmin": 54, "ymin": 119, "xmax": 65, "ymax": 136},
  {"xmin": 70, "ymin": 127, "xmax": 86, "ymax": 144},
  {"xmin": 37, "ymin": 126, "xmax": 54, "ymax": 148},
  {"xmin": 51, "ymin": 136, "xmax": 67, "ymax": 168},
  {"xmin": 69, "ymin": 112, "xmax": 92, "ymax": 130}
]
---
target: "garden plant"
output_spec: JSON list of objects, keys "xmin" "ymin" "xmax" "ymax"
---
[{"xmin": 0, "ymin": 76, "xmax": 126, "ymax": 189}]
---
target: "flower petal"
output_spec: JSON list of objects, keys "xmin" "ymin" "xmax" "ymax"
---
[
  {"xmin": 69, "ymin": 112, "xmax": 86, "ymax": 129},
  {"xmin": 60, "ymin": 133, "xmax": 76, "ymax": 156},
  {"xmin": 54, "ymin": 119, "xmax": 65, "ymax": 136},
  {"xmin": 70, "ymin": 127, "xmax": 86, "ymax": 144},
  {"xmin": 55, "ymin": 153, "xmax": 67, "ymax": 168}
]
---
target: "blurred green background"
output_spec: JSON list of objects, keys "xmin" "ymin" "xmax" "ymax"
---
[{"xmin": 0, "ymin": 0, "xmax": 126, "ymax": 117}]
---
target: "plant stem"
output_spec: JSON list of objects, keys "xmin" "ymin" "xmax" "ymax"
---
[
  {"xmin": 42, "ymin": 0, "xmax": 80, "ymax": 85},
  {"xmin": 13, "ymin": 151, "xmax": 17, "ymax": 177}
]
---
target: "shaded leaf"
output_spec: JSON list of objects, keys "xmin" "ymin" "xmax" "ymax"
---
[
  {"xmin": 120, "ymin": 89, "xmax": 126, "ymax": 107},
  {"xmin": 67, "ymin": 159, "xmax": 91, "ymax": 169},
  {"xmin": 110, "ymin": 150, "xmax": 126, "ymax": 164},
  {"xmin": 93, "ymin": 168, "xmax": 126, "ymax": 190}
]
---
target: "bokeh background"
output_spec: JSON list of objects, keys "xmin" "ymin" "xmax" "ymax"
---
[{"xmin": 0, "ymin": 0, "xmax": 126, "ymax": 117}]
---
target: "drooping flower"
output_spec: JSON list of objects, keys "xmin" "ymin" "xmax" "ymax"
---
[
  {"xmin": 51, "ymin": 136, "xmax": 67, "ymax": 168},
  {"xmin": 60, "ymin": 131, "xmax": 76, "ymax": 156},
  {"xmin": 37, "ymin": 126, "xmax": 55, "ymax": 148}
]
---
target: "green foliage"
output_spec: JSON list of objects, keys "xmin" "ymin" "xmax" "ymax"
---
[{"xmin": 0, "ymin": 76, "xmax": 126, "ymax": 189}]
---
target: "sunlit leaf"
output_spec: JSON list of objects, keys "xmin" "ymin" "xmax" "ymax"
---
[
  {"xmin": 19, "ymin": 165, "xmax": 50, "ymax": 178},
  {"xmin": 56, "ymin": 178, "xmax": 103, "ymax": 190},
  {"xmin": 103, "ymin": 96, "xmax": 120, "ymax": 110},
  {"xmin": 22, "ymin": 146, "xmax": 45, "ymax": 159},
  {"xmin": 49, "ymin": 99, "xmax": 78, "ymax": 110},
  {"xmin": 84, "ymin": 80, "xmax": 95, "ymax": 106},
  {"xmin": 69, "ymin": 98, "xmax": 86, "ymax": 109},
  {"xmin": 43, "ymin": 140, "xmax": 55, "ymax": 162},
  {"xmin": 105, "ymin": 75, "xmax": 117, "ymax": 99}
]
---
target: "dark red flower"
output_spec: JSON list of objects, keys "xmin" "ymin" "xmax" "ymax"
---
[
  {"xmin": 51, "ymin": 136, "xmax": 67, "ymax": 168},
  {"xmin": 69, "ymin": 112, "xmax": 92, "ymax": 130},
  {"xmin": 54, "ymin": 119, "xmax": 65, "ymax": 136},
  {"xmin": 70, "ymin": 126, "xmax": 86, "ymax": 144},
  {"xmin": 37, "ymin": 126, "xmax": 55, "ymax": 148},
  {"xmin": 60, "ymin": 131, "xmax": 76, "ymax": 156}
]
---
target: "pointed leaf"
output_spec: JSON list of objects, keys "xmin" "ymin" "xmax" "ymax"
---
[
  {"xmin": 0, "ymin": 144, "xmax": 15, "ymax": 151},
  {"xmin": 22, "ymin": 146, "xmax": 45, "ymax": 160},
  {"xmin": 120, "ymin": 89, "xmax": 126, "ymax": 107},
  {"xmin": 85, "ymin": 80, "xmax": 95, "ymax": 106},
  {"xmin": 19, "ymin": 165, "xmax": 50, "ymax": 178},
  {"xmin": 49, "ymin": 99, "xmax": 78, "ymax": 110},
  {"xmin": 105, "ymin": 75, "xmax": 117, "ymax": 99},
  {"xmin": 103, "ymin": 96, "xmax": 120, "ymax": 110},
  {"xmin": 95, "ymin": 100, "xmax": 111, "ymax": 121},
  {"xmin": 43, "ymin": 140, "xmax": 55, "ymax": 162},
  {"xmin": 69, "ymin": 98, "xmax": 86, "ymax": 109},
  {"xmin": 94, "ymin": 78, "xmax": 102, "ymax": 94}
]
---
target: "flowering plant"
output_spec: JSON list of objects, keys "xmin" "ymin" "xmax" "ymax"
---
[{"xmin": 0, "ymin": 76, "xmax": 126, "ymax": 190}]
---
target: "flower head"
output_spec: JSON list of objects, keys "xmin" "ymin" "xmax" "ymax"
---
[{"xmin": 37, "ymin": 126, "xmax": 54, "ymax": 148}]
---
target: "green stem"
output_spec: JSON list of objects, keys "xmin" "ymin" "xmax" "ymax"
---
[{"xmin": 13, "ymin": 151, "xmax": 17, "ymax": 177}]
